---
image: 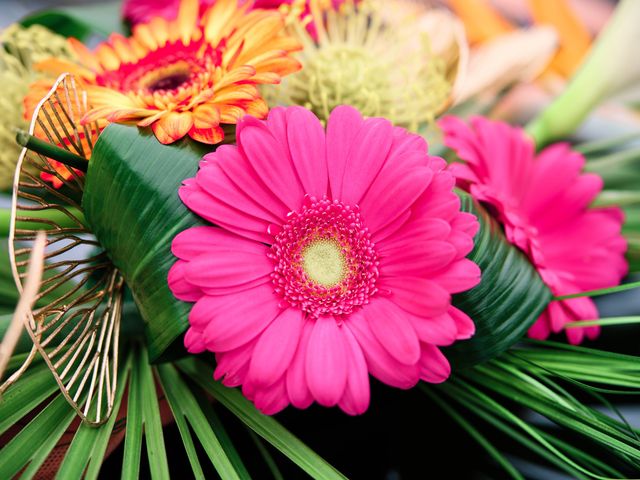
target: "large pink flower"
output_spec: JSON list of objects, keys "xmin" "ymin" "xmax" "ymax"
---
[
  {"xmin": 169, "ymin": 105, "xmax": 481, "ymax": 415},
  {"xmin": 440, "ymin": 116, "xmax": 627, "ymax": 345}
]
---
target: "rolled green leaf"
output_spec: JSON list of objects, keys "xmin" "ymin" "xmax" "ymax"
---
[
  {"xmin": 82, "ymin": 124, "xmax": 209, "ymax": 362},
  {"xmin": 447, "ymin": 193, "xmax": 552, "ymax": 368}
]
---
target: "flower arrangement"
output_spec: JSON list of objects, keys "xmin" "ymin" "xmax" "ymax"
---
[{"xmin": 0, "ymin": 0, "xmax": 639, "ymax": 478}]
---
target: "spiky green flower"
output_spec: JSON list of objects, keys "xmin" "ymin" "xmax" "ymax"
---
[
  {"xmin": 266, "ymin": 1, "xmax": 452, "ymax": 130},
  {"xmin": 0, "ymin": 24, "xmax": 73, "ymax": 190}
]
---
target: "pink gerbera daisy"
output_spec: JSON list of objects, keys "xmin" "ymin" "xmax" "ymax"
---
[
  {"xmin": 169, "ymin": 105, "xmax": 481, "ymax": 415},
  {"xmin": 440, "ymin": 115, "xmax": 627, "ymax": 345}
]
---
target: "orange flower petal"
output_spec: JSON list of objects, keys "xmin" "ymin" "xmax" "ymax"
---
[
  {"xmin": 244, "ymin": 98, "xmax": 268, "ymax": 119},
  {"xmin": 193, "ymin": 104, "xmax": 221, "ymax": 128},
  {"xmin": 108, "ymin": 33, "xmax": 136, "ymax": 64},
  {"xmin": 68, "ymin": 37, "xmax": 103, "ymax": 72},
  {"xmin": 132, "ymin": 23, "xmax": 158, "ymax": 51},
  {"xmin": 176, "ymin": 0, "xmax": 199, "ymax": 44},
  {"xmin": 218, "ymin": 104, "xmax": 245, "ymax": 123},
  {"xmin": 448, "ymin": 0, "xmax": 513, "ymax": 44},
  {"xmin": 151, "ymin": 111, "xmax": 194, "ymax": 144},
  {"xmin": 189, "ymin": 125, "xmax": 225, "ymax": 144},
  {"xmin": 95, "ymin": 44, "xmax": 121, "ymax": 71},
  {"xmin": 528, "ymin": 0, "xmax": 591, "ymax": 77}
]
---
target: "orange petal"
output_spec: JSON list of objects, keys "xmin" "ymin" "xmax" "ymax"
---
[
  {"xmin": 176, "ymin": 0, "xmax": 198, "ymax": 44},
  {"xmin": 218, "ymin": 104, "xmax": 245, "ymax": 123},
  {"xmin": 108, "ymin": 33, "xmax": 136, "ymax": 64},
  {"xmin": 528, "ymin": 0, "xmax": 591, "ymax": 77},
  {"xmin": 95, "ymin": 44, "xmax": 121, "ymax": 71},
  {"xmin": 188, "ymin": 125, "xmax": 225, "ymax": 144},
  {"xmin": 192, "ymin": 104, "xmax": 221, "ymax": 128},
  {"xmin": 244, "ymin": 98, "xmax": 268, "ymax": 119},
  {"xmin": 151, "ymin": 111, "xmax": 194, "ymax": 144},
  {"xmin": 132, "ymin": 23, "xmax": 158, "ymax": 51},
  {"xmin": 448, "ymin": 0, "xmax": 513, "ymax": 44},
  {"xmin": 68, "ymin": 37, "xmax": 102, "ymax": 72}
]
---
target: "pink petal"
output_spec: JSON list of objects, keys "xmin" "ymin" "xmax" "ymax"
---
[
  {"xmin": 248, "ymin": 308, "xmax": 305, "ymax": 388},
  {"xmin": 253, "ymin": 377, "xmax": 290, "ymax": 415},
  {"xmin": 338, "ymin": 326, "xmax": 370, "ymax": 415},
  {"xmin": 449, "ymin": 306, "xmax": 475, "ymax": 340},
  {"xmin": 418, "ymin": 343, "xmax": 451, "ymax": 383},
  {"xmin": 365, "ymin": 298, "xmax": 421, "ymax": 365},
  {"xmin": 184, "ymin": 250, "xmax": 272, "ymax": 289},
  {"xmin": 287, "ymin": 107, "xmax": 328, "ymax": 198},
  {"xmin": 305, "ymin": 316, "xmax": 348, "ymax": 407},
  {"xmin": 339, "ymin": 117, "xmax": 394, "ymax": 205},
  {"xmin": 184, "ymin": 327, "xmax": 206, "ymax": 354},
  {"xmin": 377, "ymin": 218, "xmax": 451, "ymax": 253},
  {"xmin": 326, "ymin": 106, "xmax": 364, "ymax": 199},
  {"xmin": 347, "ymin": 311, "xmax": 420, "ymax": 389},
  {"xmin": 172, "ymin": 226, "xmax": 267, "ymax": 260},
  {"xmin": 213, "ymin": 144, "xmax": 289, "ymax": 222},
  {"xmin": 379, "ymin": 277, "xmax": 450, "ymax": 318},
  {"xmin": 168, "ymin": 260, "xmax": 203, "ymax": 302},
  {"xmin": 237, "ymin": 115, "xmax": 304, "ymax": 212},
  {"xmin": 286, "ymin": 320, "xmax": 314, "ymax": 409},
  {"xmin": 214, "ymin": 338, "xmax": 257, "ymax": 387},
  {"xmin": 194, "ymin": 284, "xmax": 281, "ymax": 351},
  {"xmin": 428, "ymin": 258, "xmax": 481, "ymax": 294},
  {"xmin": 178, "ymin": 186, "xmax": 272, "ymax": 243},
  {"xmin": 196, "ymin": 162, "xmax": 283, "ymax": 224},
  {"xmin": 359, "ymin": 165, "xmax": 433, "ymax": 234},
  {"xmin": 380, "ymin": 241, "xmax": 457, "ymax": 277},
  {"xmin": 407, "ymin": 311, "xmax": 458, "ymax": 346}
]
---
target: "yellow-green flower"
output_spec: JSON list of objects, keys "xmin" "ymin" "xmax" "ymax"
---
[
  {"xmin": 266, "ymin": 1, "xmax": 453, "ymax": 130},
  {"xmin": 0, "ymin": 24, "xmax": 73, "ymax": 190}
]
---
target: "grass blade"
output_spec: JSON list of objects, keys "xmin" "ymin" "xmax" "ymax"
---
[{"xmin": 178, "ymin": 357, "xmax": 347, "ymax": 480}]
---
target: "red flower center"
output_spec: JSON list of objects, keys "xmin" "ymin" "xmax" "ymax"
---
[
  {"xmin": 95, "ymin": 40, "xmax": 222, "ymax": 94},
  {"xmin": 269, "ymin": 196, "xmax": 379, "ymax": 318}
]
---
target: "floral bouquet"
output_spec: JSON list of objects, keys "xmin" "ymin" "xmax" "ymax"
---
[{"xmin": 1, "ymin": 0, "xmax": 640, "ymax": 478}]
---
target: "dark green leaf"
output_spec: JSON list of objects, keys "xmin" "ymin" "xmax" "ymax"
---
[
  {"xmin": 0, "ymin": 394, "xmax": 75, "ymax": 479},
  {"xmin": 447, "ymin": 192, "xmax": 552, "ymax": 368},
  {"xmin": 20, "ymin": 2, "xmax": 126, "ymax": 40},
  {"xmin": 179, "ymin": 357, "xmax": 347, "ymax": 480},
  {"xmin": 83, "ymin": 124, "xmax": 209, "ymax": 361}
]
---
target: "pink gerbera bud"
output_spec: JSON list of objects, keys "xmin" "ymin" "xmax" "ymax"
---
[
  {"xmin": 169, "ymin": 105, "xmax": 481, "ymax": 415},
  {"xmin": 440, "ymin": 115, "xmax": 628, "ymax": 345}
]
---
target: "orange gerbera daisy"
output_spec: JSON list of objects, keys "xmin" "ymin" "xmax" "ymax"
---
[{"xmin": 28, "ymin": 0, "xmax": 301, "ymax": 145}]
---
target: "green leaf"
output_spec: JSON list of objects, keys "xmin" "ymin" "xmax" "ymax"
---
[
  {"xmin": 0, "ymin": 361, "xmax": 59, "ymax": 436},
  {"xmin": 56, "ymin": 350, "xmax": 132, "ymax": 480},
  {"xmin": 0, "ymin": 394, "xmax": 76, "ymax": 479},
  {"xmin": 20, "ymin": 2, "xmax": 126, "ymax": 40},
  {"xmin": 83, "ymin": 124, "xmax": 209, "ymax": 361},
  {"xmin": 179, "ymin": 357, "xmax": 347, "ymax": 480},
  {"xmin": 121, "ymin": 345, "xmax": 170, "ymax": 480},
  {"xmin": 446, "ymin": 192, "xmax": 552, "ymax": 368},
  {"xmin": 156, "ymin": 362, "xmax": 246, "ymax": 480}
]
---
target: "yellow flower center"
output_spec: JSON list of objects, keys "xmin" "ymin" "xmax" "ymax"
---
[{"xmin": 302, "ymin": 238, "xmax": 346, "ymax": 287}]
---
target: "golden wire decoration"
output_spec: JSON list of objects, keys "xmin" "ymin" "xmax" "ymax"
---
[{"xmin": 1, "ymin": 73, "xmax": 124, "ymax": 425}]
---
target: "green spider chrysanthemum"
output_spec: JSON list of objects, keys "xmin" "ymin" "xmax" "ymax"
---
[
  {"xmin": 267, "ymin": 0, "xmax": 452, "ymax": 130},
  {"xmin": 0, "ymin": 24, "xmax": 73, "ymax": 190}
]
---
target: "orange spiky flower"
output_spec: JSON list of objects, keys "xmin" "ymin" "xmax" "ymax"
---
[{"xmin": 27, "ymin": 0, "xmax": 302, "ymax": 145}]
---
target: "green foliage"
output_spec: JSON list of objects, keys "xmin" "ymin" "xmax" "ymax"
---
[
  {"xmin": 20, "ymin": 2, "xmax": 126, "ymax": 40},
  {"xmin": 83, "ymin": 124, "xmax": 209, "ymax": 362},
  {"xmin": 447, "ymin": 192, "xmax": 552, "ymax": 368}
]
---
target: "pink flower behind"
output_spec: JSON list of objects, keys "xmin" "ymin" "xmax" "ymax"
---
[
  {"xmin": 122, "ymin": 0, "xmax": 216, "ymax": 25},
  {"xmin": 122, "ymin": 0, "xmax": 348, "ymax": 29},
  {"xmin": 440, "ymin": 115, "xmax": 627, "ymax": 345},
  {"xmin": 169, "ymin": 105, "xmax": 481, "ymax": 415}
]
